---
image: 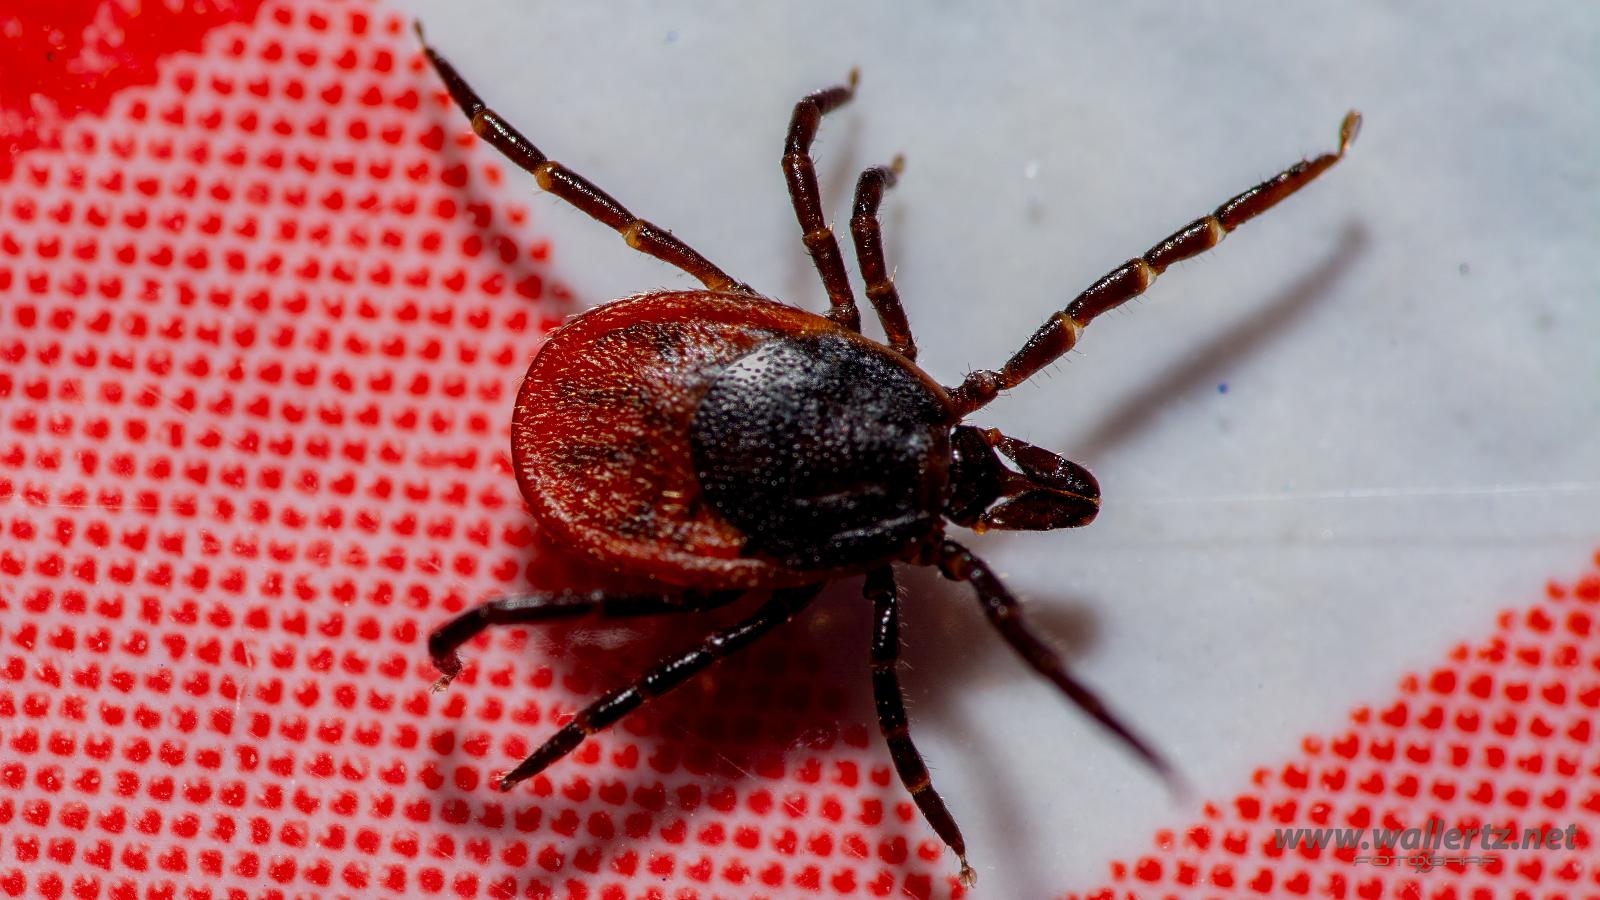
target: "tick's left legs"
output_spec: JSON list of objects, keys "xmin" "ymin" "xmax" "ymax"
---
[
  {"xmin": 851, "ymin": 159, "xmax": 917, "ymax": 359},
  {"xmin": 949, "ymin": 112, "xmax": 1361, "ymax": 415},
  {"xmin": 935, "ymin": 540, "xmax": 1180, "ymax": 789},
  {"xmin": 497, "ymin": 583, "xmax": 824, "ymax": 790},
  {"xmin": 865, "ymin": 568, "xmax": 974, "ymax": 886},
  {"xmin": 784, "ymin": 72, "xmax": 864, "ymax": 330}
]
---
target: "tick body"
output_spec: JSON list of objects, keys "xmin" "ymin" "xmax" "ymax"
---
[
  {"xmin": 514, "ymin": 291, "xmax": 953, "ymax": 588},
  {"xmin": 416, "ymin": 24, "xmax": 1359, "ymax": 887}
]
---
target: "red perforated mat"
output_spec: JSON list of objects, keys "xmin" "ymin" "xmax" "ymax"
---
[
  {"xmin": 1066, "ymin": 563, "xmax": 1600, "ymax": 900},
  {"xmin": 2, "ymin": 2, "xmax": 1596, "ymax": 899}
]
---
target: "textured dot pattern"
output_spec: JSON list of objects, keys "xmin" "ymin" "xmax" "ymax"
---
[
  {"xmin": 1, "ymin": 0, "xmax": 264, "ymax": 172},
  {"xmin": 1066, "ymin": 552, "xmax": 1600, "ymax": 900},
  {"xmin": 0, "ymin": 1, "xmax": 964, "ymax": 897}
]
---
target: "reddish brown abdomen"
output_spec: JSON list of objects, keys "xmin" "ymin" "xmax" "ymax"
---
[{"xmin": 511, "ymin": 291, "xmax": 840, "ymax": 589}]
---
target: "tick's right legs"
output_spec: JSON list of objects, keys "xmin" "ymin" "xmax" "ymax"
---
[
  {"xmin": 416, "ymin": 24, "xmax": 746, "ymax": 293},
  {"xmin": 428, "ymin": 589, "xmax": 744, "ymax": 690}
]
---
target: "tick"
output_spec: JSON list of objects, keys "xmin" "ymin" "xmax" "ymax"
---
[{"xmin": 416, "ymin": 25, "xmax": 1358, "ymax": 885}]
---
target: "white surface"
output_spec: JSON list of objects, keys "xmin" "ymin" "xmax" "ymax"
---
[{"xmin": 397, "ymin": 1, "xmax": 1599, "ymax": 894}]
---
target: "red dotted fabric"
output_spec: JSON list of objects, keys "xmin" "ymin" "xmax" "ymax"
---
[
  {"xmin": 4, "ymin": 3, "xmax": 1596, "ymax": 900},
  {"xmin": 1067, "ymin": 558, "xmax": 1600, "ymax": 900},
  {"xmin": 0, "ymin": 1, "xmax": 959, "ymax": 898}
]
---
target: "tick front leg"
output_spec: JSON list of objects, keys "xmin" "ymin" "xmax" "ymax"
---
[
  {"xmin": 865, "ymin": 568, "xmax": 975, "ymax": 887},
  {"xmin": 415, "ymin": 23, "xmax": 747, "ymax": 292},
  {"xmin": 851, "ymin": 158, "xmax": 917, "ymax": 359},
  {"xmin": 496, "ymin": 583, "xmax": 824, "ymax": 790},
  {"xmin": 949, "ymin": 112, "xmax": 1361, "ymax": 414},
  {"xmin": 783, "ymin": 71, "xmax": 863, "ymax": 330},
  {"xmin": 935, "ymin": 541, "xmax": 1182, "ymax": 791},
  {"xmin": 428, "ymin": 589, "xmax": 743, "ymax": 691}
]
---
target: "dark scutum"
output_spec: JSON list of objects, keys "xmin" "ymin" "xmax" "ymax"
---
[{"xmin": 690, "ymin": 334, "xmax": 949, "ymax": 569}]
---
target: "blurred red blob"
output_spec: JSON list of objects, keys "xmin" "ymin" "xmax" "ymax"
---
[{"xmin": 1, "ymin": 0, "xmax": 262, "ymax": 171}]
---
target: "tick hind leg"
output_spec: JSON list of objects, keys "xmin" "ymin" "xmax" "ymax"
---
[
  {"xmin": 497, "ymin": 583, "xmax": 824, "ymax": 790},
  {"xmin": 865, "ymin": 568, "xmax": 974, "ymax": 887},
  {"xmin": 851, "ymin": 159, "xmax": 917, "ymax": 359},
  {"xmin": 428, "ymin": 589, "xmax": 744, "ymax": 691},
  {"xmin": 935, "ymin": 540, "xmax": 1183, "ymax": 791},
  {"xmin": 415, "ymin": 24, "xmax": 746, "ymax": 293},
  {"xmin": 783, "ymin": 72, "xmax": 865, "ymax": 330}
]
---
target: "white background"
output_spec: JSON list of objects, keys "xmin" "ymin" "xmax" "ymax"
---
[{"xmin": 396, "ymin": 2, "xmax": 1598, "ymax": 894}]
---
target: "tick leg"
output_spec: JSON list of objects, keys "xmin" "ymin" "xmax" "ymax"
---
[
  {"xmin": 850, "ymin": 158, "xmax": 917, "ymax": 359},
  {"xmin": 428, "ymin": 589, "xmax": 743, "ymax": 691},
  {"xmin": 784, "ymin": 72, "xmax": 863, "ymax": 330},
  {"xmin": 865, "ymin": 568, "xmax": 975, "ymax": 887},
  {"xmin": 935, "ymin": 540, "xmax": 1182, "ymax": 791},
  {"xmin": 415, "ymin": 23, "xmax": 747, "ymax": 293},
  {"xmin": 497, "ymin": 583, "xmax": 824, "ymax": 790},
  {"xmin": 949, "ymin": 112, "xmax": 1361, "ymax": 415}
]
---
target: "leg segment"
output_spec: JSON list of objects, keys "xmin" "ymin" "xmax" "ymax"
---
[
  {"xmin": 850, "ymin": 158, "xmax": 917, "ymax": 359},
  {"xmin": 949, "ymin": 112, "xmax": 1362, "ymax": 414},
  {"xmin": 428, "ymin": 589, "xmax": 743, "ymax": 690},
  {"xmin": 783, "ymin": 72, "xmax": 863, "ymax": 330},
  {"xmin": 866, "ymin": 568, "xmax": 975, "ymax": 886},
  {"xmin": 935, "ymin": 540, "xmax": 1180, "ymax": 789},
  {"xmin": 496, "ymin": 583, "xmax": 824, "ymax": 790},
  {"xmin": 415, "ymin": 24, "xmax": 745, "ymax": 292}
]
